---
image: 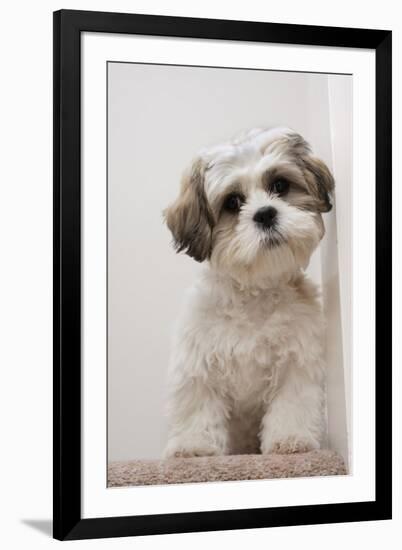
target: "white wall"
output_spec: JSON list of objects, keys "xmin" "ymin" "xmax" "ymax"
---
[
  {"xmin": 325, "ymin": 75, "xmax": 353, "ymax": 467},
  {"xmin": 107, "ymin": 61, "xmax": 349, "ymax": 461}
]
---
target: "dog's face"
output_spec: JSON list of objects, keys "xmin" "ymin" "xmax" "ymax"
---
[{"xmin": 165, "ymin": 128, "xmax": 334, "ymax": 283}]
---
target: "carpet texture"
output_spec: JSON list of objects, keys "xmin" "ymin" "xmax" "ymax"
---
[{"xmin": 108, "ymin": 449, "xmax": 347, "ymax": 487}]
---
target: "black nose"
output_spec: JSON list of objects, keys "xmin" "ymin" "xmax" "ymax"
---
[{"xmin": 253, "ymin": 206, "xmax": 277, "ymax": 228}]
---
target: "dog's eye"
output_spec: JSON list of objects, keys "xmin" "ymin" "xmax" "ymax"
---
[
  {"xmin": 223, "ymin": 193, "xmax": 244, "ymax": 212},
  {"xmin": 271, "ymin": 179, "xmax": 290, "ymax": 196}
]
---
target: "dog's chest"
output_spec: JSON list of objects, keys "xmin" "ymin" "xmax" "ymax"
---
[{"xmin": 201, "ymin": 290, "xmax": 293, "ymax": 404}]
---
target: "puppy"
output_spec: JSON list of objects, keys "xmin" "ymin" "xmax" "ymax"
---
[{"xmin": 163, "ymin": 127, "xmax": 334, "ymax": 458}]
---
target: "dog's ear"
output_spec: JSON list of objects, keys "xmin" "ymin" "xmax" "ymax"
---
[
  {"xmin": 302, "ymin": 155, "xmax": 335, "ymax": 213},
  {"xmin": 164, "ymin": 158, "xmax": 215, "ymax": 262}
]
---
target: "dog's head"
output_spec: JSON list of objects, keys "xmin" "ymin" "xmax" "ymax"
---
[{"xmin": 165, "ymin": 128, "xmax": 334, "ymax": 283}]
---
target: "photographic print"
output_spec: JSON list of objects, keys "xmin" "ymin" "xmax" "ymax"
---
[
  {"xmin": 106, "ymin": 63, "xmax": 350, "ymax": 487},
  {"xmin": 54, "ymin": 10, "xmax": 391, "ymax": 540}
]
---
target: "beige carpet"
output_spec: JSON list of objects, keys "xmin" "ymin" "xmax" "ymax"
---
[{"xmin": 108, "ymin": 449, "xmax": 346, "ymax": 487}]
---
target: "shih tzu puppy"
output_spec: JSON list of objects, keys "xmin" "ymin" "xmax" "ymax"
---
[{"xmin": 163, "ymin": 127, "xmax": 334, "ymax": 458}]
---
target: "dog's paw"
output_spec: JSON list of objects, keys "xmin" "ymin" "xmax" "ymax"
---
[
  {"xmin": 163, "ymin": 436, "xmax": 224, "ymax": 459},
  {"xmin": 261, "ymin": 435, "xmax": 320, "ymax": 455}
]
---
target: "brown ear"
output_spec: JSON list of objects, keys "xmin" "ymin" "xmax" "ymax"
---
[
  {"xmin": 302, "ymin": 156, "xmax": 335, "ymax": 213},
  {"xmin": 164, "ymin": 158, "xmax": 215, "ymax": 262}
]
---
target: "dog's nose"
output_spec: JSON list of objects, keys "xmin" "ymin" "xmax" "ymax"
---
[{"xmin": 253, "ymin": 206, "xmax": 277, "ymax": 228}]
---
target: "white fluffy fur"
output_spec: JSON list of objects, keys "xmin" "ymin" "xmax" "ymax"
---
[{"xmin": 164, "ymin": 128, "xmax": 331, "ymax": 458}]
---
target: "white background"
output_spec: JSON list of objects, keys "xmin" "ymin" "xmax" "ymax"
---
[
  {"xmin": 107, "ymin": 62, "xmax": 349, "ymax": 462},
  {"xmin": 0, "ymin": 0, "xmax": 400, "ymax": 548}
]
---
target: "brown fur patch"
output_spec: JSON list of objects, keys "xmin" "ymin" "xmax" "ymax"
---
[
  {"xmin": 301, "ymin": 156, "xmax": 335, "ymax": 213},
  {"xmin": 164, "ymin": 158, "xmax": 215, "ymax": 262}
]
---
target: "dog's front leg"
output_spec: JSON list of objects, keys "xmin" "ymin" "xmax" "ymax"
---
[
  {"xmin": 260, "ymin": 361, "xmax": 324, "ymax": 454},
  {"xmin": 163, "ymin": 366, "xmax": 229, "ymax": 459}
]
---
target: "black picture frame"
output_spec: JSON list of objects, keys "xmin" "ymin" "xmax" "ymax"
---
[{"xmin": 53, "ymin": 9, "xmax": 392, "ymax": 541}]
